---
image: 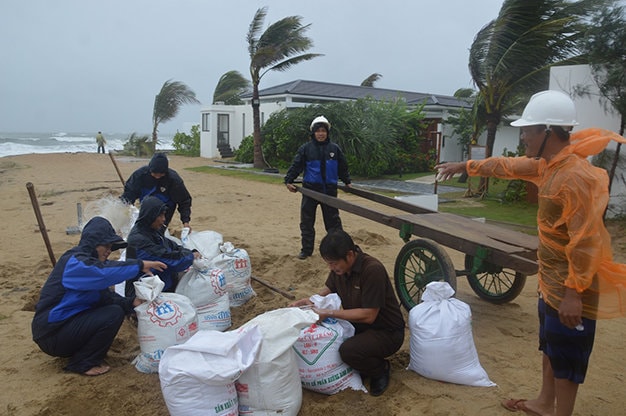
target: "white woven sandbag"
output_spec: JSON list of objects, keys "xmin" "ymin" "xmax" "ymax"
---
[
  {"xmin": 176, "ymin": 258, "xmax": 231, "ymax": 331},
  {"xmin": 210, "ymin": 242, "xmax": 255, "ymax": 307},
  {"xmin": 183, "ymin": 230, "xmax": 223, "ymax": 260},
  {"xmin": 236, "ymin": 308, "xmax": 318, "ymax": 416},
  {"xmin": 159, "ymin": 325, "xmax": 262, "ymax": 416},
  {"xmin": 293, "ymin": 294, "xmax": 366, "ymax": 395},
  {"xmin": 407, "ymin": 281, "xmax": 496, "ymax": 387},
  {"xmin": 133, "ymin": 275, "xmax": 198, "ymax": 373}
]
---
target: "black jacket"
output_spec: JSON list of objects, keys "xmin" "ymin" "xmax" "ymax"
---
[
  {"xmin": 284, "ymin": 137, "xmax": 351, "ymax": 193},
  {"xmin": 120, "ymin": 166, "xmax": 192, "ymax": 226},
  {"xmin": 126, "ymin": 196, "xmax": 195, "ymax": 291}
]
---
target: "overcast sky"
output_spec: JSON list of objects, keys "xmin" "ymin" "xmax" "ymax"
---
[{"xmin": 0, "ymin": 0, "xmax": 506, "ymax": 134}]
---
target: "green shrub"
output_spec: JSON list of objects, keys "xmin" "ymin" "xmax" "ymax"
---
[
  {"xmin": 172, "ymin": 125, "xmax": 200, "ymax": 156},
  {"xmin": 234, "ymin": 135, "xmax": 254, "ymax": 163}
]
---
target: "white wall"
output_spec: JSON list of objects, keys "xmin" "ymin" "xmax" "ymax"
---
[{"xmin": 550, "ymin": 64, "xmax": 625, "ymax": 218}]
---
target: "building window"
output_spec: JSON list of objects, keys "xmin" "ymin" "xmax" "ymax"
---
[
  {"xmin": 242, "ymin": 113, "xmax": 246, "ymax": 138},
  {"xmin": 202, "ymin": 113, "xmax": 210, "ymax": 131}
]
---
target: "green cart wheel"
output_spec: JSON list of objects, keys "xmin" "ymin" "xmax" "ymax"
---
[
  {"xmin": 394, "ymin": 238, "xmax": 457, "ymax": 311},
  {"xmin": 464, "ymin": 254, "xmax": 527, "ymax": 304}
]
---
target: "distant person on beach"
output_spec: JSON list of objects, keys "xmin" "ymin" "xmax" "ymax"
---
[
  {"xmin": 125, "ymin": 196, "xmax": 200, "ymax": 297},
  {"xmin": 31, "ymin": 216, "xmax": 166, "ymax": 376},
  {"xmin": 284, "ymin": 116, "xmax": 352, "ymax": 260},
  {"xmin": 120, "ymin": 152, "xmax": 193, "ymax": 230},
  {"xmin": 96, "ymin": 131, "xmax": 106, "ymax": 154},
  {"xmin": 289, "ymin": 229, "xmax": 405, "ymax": 396},
  {"xmin": 435, "ymin": 90, "xmax": 626, "ymax": 416}
]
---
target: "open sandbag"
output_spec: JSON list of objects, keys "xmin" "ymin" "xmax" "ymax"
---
[
  {"xmin": 183, "ymin": 229, "xmax": 223, "ymax": 260},
  {"xmin": 407, "ymin": 281, "xmax": 496, "ymax": 387},
  {"xmin": 293, "ymin": 294, "xmax": 367, "ymax": 394},
  {"xmin": 236, "ymin": 307, "xmax": 318, "ymax": 416},
  {"xmin": 159, "ymin": 325, "xmax": 262, "ymax": 416}
]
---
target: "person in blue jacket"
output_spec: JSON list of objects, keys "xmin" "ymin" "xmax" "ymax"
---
[
  {"xmin": 284, "ymin": 116, "xmax": 352, "ymax": 260},
  {"xmin": 31, "ymin": 216, "xmax": 166, "ymax": 376},
  {"xmin": 125, "ymin": 196, "xmax": 200, "ymax": 297},
  {"xmin": 120, "ymin": 152, "xmax": 193, "ymax": 230}
]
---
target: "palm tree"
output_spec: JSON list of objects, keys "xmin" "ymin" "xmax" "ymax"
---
[
  {"xmin": 468, "ymin": 0, "xmax": 611, "ymax": 193},
  {"xmin": 361, "ymin": 73, "xmax": 382, "ymax": 87},
  {"xmin": 213, "ymin": 70, "xmax": 251, "ymax": 105},
  {"xmin": 247, "ymin": 7, "xmax": 323, "ymax": 168},
  {"xmin": 152, "ymin": 79, "xmax": 200, "ymax": 152}
]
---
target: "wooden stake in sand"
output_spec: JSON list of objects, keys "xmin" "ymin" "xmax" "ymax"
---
[
  {"xmin": 251, "ymin": 276, "xmax": 295, "ymax": 300},
  {"xmin": 26, "ymin": 182, "xmax": 56, "ymax": 267},
  {"xmin": 108, "ymin": 151, "xmax": 126, "ymax": 186}
]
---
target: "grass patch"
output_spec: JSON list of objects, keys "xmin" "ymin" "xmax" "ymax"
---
[
  {"xmin": 187, "ymin": 165, "xmax": 284, "ymax": 185},
  {"xmin": 188, "ymin": 165, "xmax": 539, "ymax": 230}
]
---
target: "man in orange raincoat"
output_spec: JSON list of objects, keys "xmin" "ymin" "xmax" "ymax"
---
[{"xmin": 436, "ymin": 90, "xmax": 626, "ymax": 416}]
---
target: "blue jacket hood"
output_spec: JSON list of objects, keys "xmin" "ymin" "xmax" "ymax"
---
[
  {"xmin": 136, "ymin": 196, "xmax": 168, "ymax": 228},
  {"xmin": 78, "ymin": 216, "xmax": 127, "ymax": 253}
]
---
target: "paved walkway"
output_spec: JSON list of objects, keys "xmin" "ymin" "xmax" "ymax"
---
[{"xmin": 355, "ymin": 176, "xmax": 459, "ymax": 195}]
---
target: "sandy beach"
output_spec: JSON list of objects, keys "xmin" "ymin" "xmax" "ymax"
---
[{"xmin": 1, "ymin": 152, "xmax": 625, "ymax": 416}]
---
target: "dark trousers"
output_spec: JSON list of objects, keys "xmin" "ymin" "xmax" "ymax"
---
[
  {"xmin": 97, "ymin": 145, "xmax": 105, "ymax": 153},
  {"xmin": 339, "ymin": 328, "xmax": 405, "ymax": 378},
  {"xmin": 35, "ymin": 305, "xmax": 125, "ymax": 374},
  {"xmin": 299, "ymin": 192, "xmax": 342, "ymax": 255}
]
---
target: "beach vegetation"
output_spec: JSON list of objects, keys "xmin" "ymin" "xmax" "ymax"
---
[
  {"xmin": 213, "ymin": 71, "xmax": 250, "ymax": 105},
  {"xmin": 152, "ymin": 79, "xmax": 200, "ymax": 153},
  {"xmin": 172, "ymin": 125, "xmax": 201, "ymax": 156},
  {"xmin": 254, "ymin": 97, "xmax": 431, "ymax": 177},
  {"xmin": 247, "ymin": 7, "xmax": 323, "ymax": 169},
  {"xmin": 233, "ymin": 135, "xmax": 254, "ymax": 163},
  {"xmin": 122, "ymin": 132, "xmax": 152, "ymax": 157}
]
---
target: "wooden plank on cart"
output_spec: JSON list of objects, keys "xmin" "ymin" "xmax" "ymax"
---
[
  {"xmin": 395, "ymin": 212, "xmax": 538, "ymax": 275},
  {"xmin": 296, "ymin": 185, "xmax": 538, "ymax": 276}
]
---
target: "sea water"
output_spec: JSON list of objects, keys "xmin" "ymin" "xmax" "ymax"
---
[{"xmin": 0, "ymin": 131, "xmax": 174, "ymax": 158}]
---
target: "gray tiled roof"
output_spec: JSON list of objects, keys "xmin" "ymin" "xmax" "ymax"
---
[{"xmin": 242, "ymin": 79, "xmax": 472, "ymax": 108}]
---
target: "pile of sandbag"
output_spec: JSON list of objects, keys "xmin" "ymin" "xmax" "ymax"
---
[
  {"xmin": 407, "ymin": 281, "xmax": 496, "ymax": 387},
  {"xmin": 159, "ymin": 307, "xmax": 318, "ymax": 416}
]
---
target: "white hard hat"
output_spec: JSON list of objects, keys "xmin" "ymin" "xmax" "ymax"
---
[
  {"xmin": 511, "ymin": 90, "xmax": 578, "ymax": 128},
  {"xmin": 310, "ymin": 115, "xmax": 331, "ymax": 132}
]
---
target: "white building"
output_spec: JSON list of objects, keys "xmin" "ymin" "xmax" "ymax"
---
[
  {"xmin": 550, "ymin": 64, "xmax": 625, "ymax": 217},
  {"xmin": 199, "ymin": 79, "xmax": 522, "ymax": 162}
]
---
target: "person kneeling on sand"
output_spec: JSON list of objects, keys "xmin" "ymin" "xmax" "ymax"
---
[
  {"xmin": 125, "ymin": 196, "xmax": 201, "ymax": 297},
  {"xmin": 290, "ymin": 229, "xmax": 405, "ymax": 396},
  {"xmin": 31, "ymin": 216, "xmax": 166, "ymax": 376}
]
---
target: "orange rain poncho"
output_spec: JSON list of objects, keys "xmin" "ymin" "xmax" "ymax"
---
[{"xmin": 466, "ymin": 128, "xmax": 626, "ymax": 319}]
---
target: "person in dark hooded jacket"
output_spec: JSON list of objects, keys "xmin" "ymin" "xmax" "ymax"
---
[
  {"xmin": 284, "ymin": 116, "xmax": 352, "ymax": 260},
  {"xmin": 125, "ymin": 196, "xmax": 200, "ymax": 297},
  {"xmin": 31, "ymin": 216, "xmax": 166, "ymax": 376},
  {"xmin": 120, "ymin": 152, "xmax": 192, "ymax": 229}
]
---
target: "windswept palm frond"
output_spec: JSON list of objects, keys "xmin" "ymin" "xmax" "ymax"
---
[
  {"xmin": 247, "ymin": 7, "xmax": 323, "ymax": 168},
  {"xmin": 361, "ymin": 73, "xmax": 382, "ymax": 87},
  {"xmin": 152, "ymin": 79, "xmax": 200, "ymax": 150},
  {"xmin": 213, "ymin": 71, "xmax": 251, "ymax": 105}
]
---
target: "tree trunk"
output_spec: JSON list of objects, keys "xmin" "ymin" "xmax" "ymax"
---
[
  {"xmin": 251, "ymin": 83, "xmax": 265, "ymax": 169},
  {"xmin": 477, "ymin": 118, "xmax": 499, "ymax": 195}
]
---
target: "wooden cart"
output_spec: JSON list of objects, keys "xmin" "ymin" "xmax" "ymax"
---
[{"xmin": 296, "ymin": 185, "xmax": 538, "ymax": 311}]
